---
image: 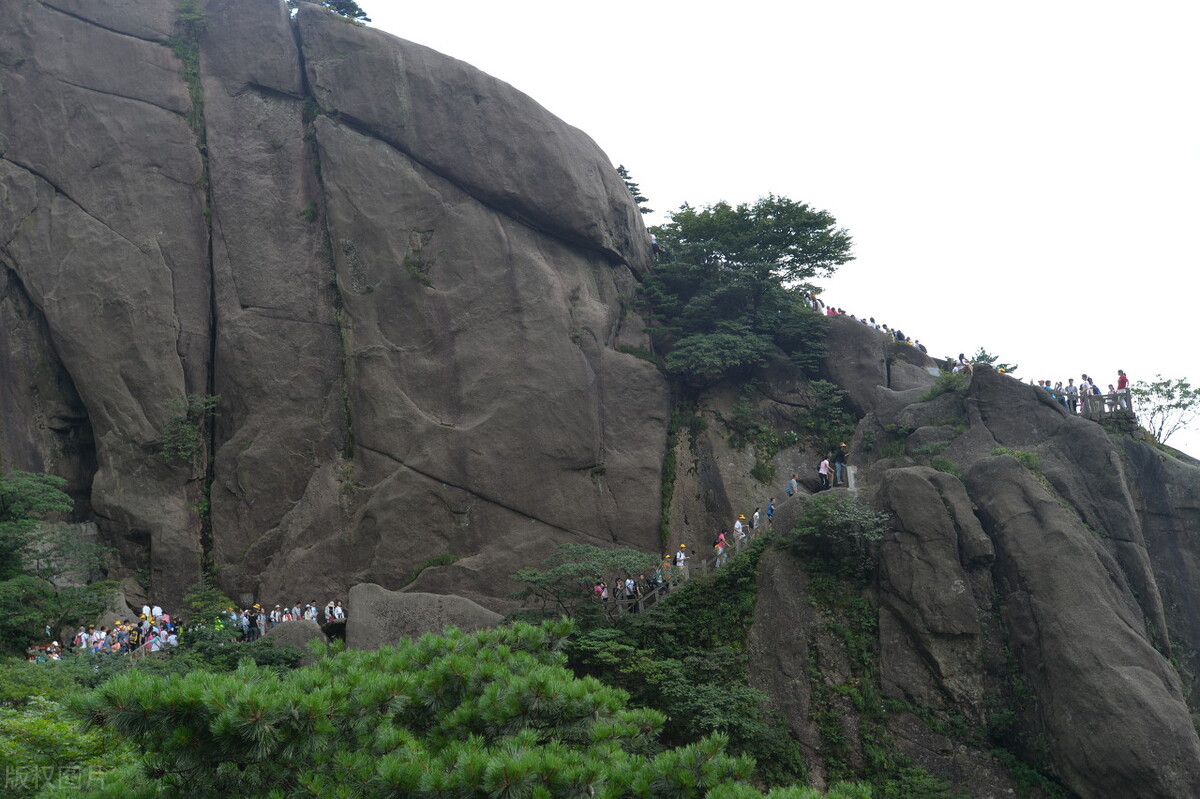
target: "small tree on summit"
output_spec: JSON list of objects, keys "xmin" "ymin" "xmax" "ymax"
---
[
  {"xmin": 1131, "ymin": 375, "xmax": 1200, "ymax": 445},
  {"xmin": 287, "ymin": 0, "xmax": 370, "ymax": 22}
]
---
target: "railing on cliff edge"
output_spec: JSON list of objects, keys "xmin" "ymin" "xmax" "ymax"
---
[{"xmin": 1079, "ymin": 391, "xmax": 1136, "ymax": 419}]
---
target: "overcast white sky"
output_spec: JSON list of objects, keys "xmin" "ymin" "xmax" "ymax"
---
[{"xmin": 364, "ymin": 1, "xmax": 1200, "ymax": 457}]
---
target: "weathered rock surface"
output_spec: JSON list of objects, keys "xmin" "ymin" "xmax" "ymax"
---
[
  {"xmin": 262, "ymin": 619, "xmax": 327, "ymax": 664},
  {"xmin": 0, "ymin": 0, "xmax": 666, "ymax": 612},
  {"xmin": 6, "ymin": 2, "xmax": 1200, "ymax": 796},
  {"xmin": 968, "ymin": 455, "xmax": 1200, "ymax": 798},
  {"xmin": 344, "ymin": 583, "xmax": 502, "ymax": 650},
  {"xmin": 727, "ymin": 348, "xmax": 1200, "ymax": 796}
]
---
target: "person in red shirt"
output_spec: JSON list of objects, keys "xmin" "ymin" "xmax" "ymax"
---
[{"xmin": 1116, "ymin": 370, "xmax": 1130, "ymax": 410}]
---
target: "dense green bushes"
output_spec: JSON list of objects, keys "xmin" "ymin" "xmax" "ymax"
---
[
  {"xmin": 566, "ymin": 538, "xmax": 809, "ymax": 787},
  {"xmin": 55, "ymin": 620, "xmax": 788, "ymax": 799}
]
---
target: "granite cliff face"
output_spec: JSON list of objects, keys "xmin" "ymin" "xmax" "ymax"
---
[
  {"xmin": 0, "ymin": 0, "xmax": 667, "ymax": 610},
  {"xmin": 5, "ymin": 4, "xmax": 1200, "ymax": 797}
]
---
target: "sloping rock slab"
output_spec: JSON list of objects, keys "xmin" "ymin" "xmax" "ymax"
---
[{"xmin": 345, "ymin": 583, "xmax": 503, "ymax": 650}]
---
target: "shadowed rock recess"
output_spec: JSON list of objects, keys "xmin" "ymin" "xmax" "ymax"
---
[{"xmin": 4, "ymin": 3, "xmax": 1200, "ymax": 797}]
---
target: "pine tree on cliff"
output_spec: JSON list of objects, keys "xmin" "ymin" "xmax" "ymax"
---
[
  {"xmin": 617, "ymin": 165, "xmax": 654, "ymax": 215},
  {"xmin": 644, "ymin": 195, "xmax": 853, "ymax": 385},
  {"xmin": 288, "ymin": 0, "xmax": 370, "ymax": 22}
]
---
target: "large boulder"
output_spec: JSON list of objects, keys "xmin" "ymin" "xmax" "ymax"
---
[
  {"xmin": 0, "ymin": 0, "xmax": 667, "ymax": 610},
  {"xmin": 344, "ymin": 583, "xmax": 503, "ymax": 650},
  {"xmin": 262, "ymin": 619, "xmax": 328, "ymax": 665},
  {"xmin": 822, "ymin": 315, "xmax": 938, "ymax": 416}
]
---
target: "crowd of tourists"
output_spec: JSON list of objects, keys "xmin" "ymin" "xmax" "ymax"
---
[
  {"xmin": 821, "ymin": 296, "xmax": 1136, "ymax": 415},
  {"xmin": 235, "ymin": 600, "xmax": 346, "ymax": 642},
  {"xmin": 31, "ymin": 598, "xmax": 350, "ymax": 661},
  {"xmin": 70, "ymin": 603, "xmax": 179, "ymax": 657},
  {"xmin": 1031, "ymin": 372, "xmax": 1132, "ymax": 413},
  {"xmin": 813, "ymin": 298, "xmax": 932, "ymax": 355}
]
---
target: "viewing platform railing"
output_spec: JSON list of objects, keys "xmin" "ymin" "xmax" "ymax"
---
[{"xmin": 1078, "ymin": 391, "xmax": 1135, "ymax": 418}]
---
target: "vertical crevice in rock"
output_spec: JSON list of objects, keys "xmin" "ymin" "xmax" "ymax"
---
[
  {"xmin": 290, "ymin": 14, "xmax": 354, "ymax": 461},
  {"xmin": 171, "ymin": 0, "xmax": 217, "ymax": 577}
]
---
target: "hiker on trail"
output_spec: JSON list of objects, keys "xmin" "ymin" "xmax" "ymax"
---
[
  {"xmin": 751, "ymin": 507, "xmax": 761, "ymax": 530},
  {"xmin": 834, "ymin": 443, "xmax": 848, "ymax": 486},
  {"xmin": 733, "ymin": 515, "xmax": 746, "ymax": 541},
  {"xmin": 674, "ymin": 545, "xmax": 689, "ymax": 581},
  {"xmin": 786, "ymin": 474, "xmax": 799, "ymax": 497},
  {"xmin": 818, "ymin": 455, "xmax": 832, "ymax": 491},
  {"xmin": 715, "ymin": 532, "xmax": 728, "ymax": 568},
  {"xmin": 624, "ymin": 576, "xmax": 640, "ymax": 614},
  {"xmin": 767, "ymin": 498, "xmax": 775, "ymax": 527}
]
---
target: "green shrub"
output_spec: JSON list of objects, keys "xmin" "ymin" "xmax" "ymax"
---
[
  {"xmin": 930, "ymin": 457, "xmax": 962, "ymax": 478},
  {"xmin": 751, "ymin": 459, "xmax": 776, "ymax": 484},
  {"xmin": 911, "ymin": 440, "xmax": 950, "ymax": 457},
  {"xmin": 0, "ymin": 695, "xmax": 128, "ymax": 798},
  {"xmin": 795, "ymin": 380, "xmax": 857, "ymax": 453},
  {"xmin": 403, "ymin": 553, "xmax": 460, "ymax": 586},
  {"xmin": 990, "ymin": 448, "xmax": 1040, "ymax": 470},
  {"xmin": 780, "ymin": 493, "xmax": 891, "ymax": 578},
  {"xmin": 159, "ymin": 394, "xmax": 219, "ymax": 466},
  {"xmin": 919, "ymin": 371, "xmax": 970, "ymax": 402}
]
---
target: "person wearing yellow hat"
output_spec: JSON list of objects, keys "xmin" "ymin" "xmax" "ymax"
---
[
  {"xmin": 245, "ymin": 604, "xmax": 261, "ymax": 642},
  {"xmin": 674, "ymin": 544, "xmax": 689, "ymax": 582},
  {"xmin": 834, "ymin": 443, "xmax": 848, "ymax": 486},
  {"xmin": 733, "ymin": 515, "xmax": 745, "ymax": 540}
]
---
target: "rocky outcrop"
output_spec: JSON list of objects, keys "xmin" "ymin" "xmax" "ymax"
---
[
  {"xmin": 749, "ymin": 354, "xmax": 1200, "ymax": 798},
  {"xmin": 0, "ymin": 0, "xmax": 667, "ymax": 611},
  {"xmin": 344, "ymin": 583, "xmax": 503, "ymax": 650},
  {"xmin": 968, "ymin": 455, "xmax": 1200, "ymax": 798},
  {"xmin": 262, "ymin": 619, "xmax": 327, "ymax": 665}
]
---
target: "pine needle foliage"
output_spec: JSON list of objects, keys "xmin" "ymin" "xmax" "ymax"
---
[{"xmin": 56, "ymin": 620, "xmax": 798, "ymax": 798}]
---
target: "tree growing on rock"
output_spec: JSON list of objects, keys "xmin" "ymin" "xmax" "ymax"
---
[
  {"xmin": 1131, "ymin": 375, "xmax": 1200, "ymax": 445},
  {"xmin": 643, "ymin": 196, "xmax": 853, "ymax": 384},
  {"xmin": 0, "ymin": 471, "xmax": 116, "ymax": 652},
  {"xmin": 287, "ymin": 0, "xmax": 370, "ymax": 22},
  {"xmin": 511, "ymin": 543, "xmax": 661, "ymax": 620},
  {"xmin": 616, "ymin": 165, "xmax": 654, "ymax": 215}
]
